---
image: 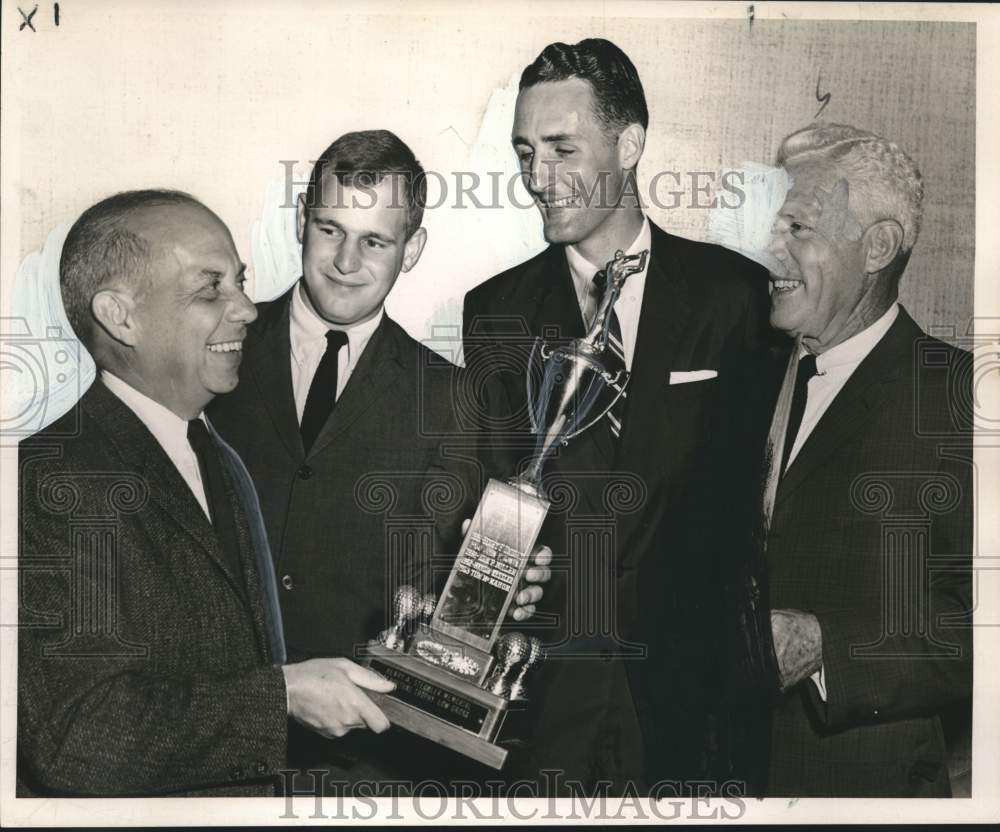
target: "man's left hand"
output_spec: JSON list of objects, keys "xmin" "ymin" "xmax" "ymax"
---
[
  {"xmin": 460, "ymin": 519, "xmax": 552, "ymax": 622},
  {"xmin": 771, "ymin": 608, "xmax": 823, "ymax": 692}
]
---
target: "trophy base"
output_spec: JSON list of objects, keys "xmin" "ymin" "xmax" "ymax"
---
[{"xmin": 365, "ymin": 644, "xmax": 528, "ymax": 769}]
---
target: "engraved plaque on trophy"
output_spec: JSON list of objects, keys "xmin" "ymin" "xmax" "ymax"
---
[{"xmin": 365, "ymin": 248, "xmax": 649, "ymax": 769}]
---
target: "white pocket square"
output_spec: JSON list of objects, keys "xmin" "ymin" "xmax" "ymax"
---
[{"xmin": 669, "ymin": 370, "xmax": 718, "ymax": 384}]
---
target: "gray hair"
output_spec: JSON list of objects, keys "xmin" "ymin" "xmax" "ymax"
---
[
  {"xmin": 777, "ymin": 122, "xmax": 923, "ymax": 255},
  {"xmin": 59, "ymin": 189, "xmax": 204, "ymax": 346}
]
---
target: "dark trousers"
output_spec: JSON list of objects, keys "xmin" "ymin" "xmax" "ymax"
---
[{"xmin": 507, "ymin": 652, "xmax": 646, "ymax": 796}]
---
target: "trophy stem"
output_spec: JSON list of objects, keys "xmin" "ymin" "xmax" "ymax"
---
[
  {"xmin": 509, "ymin": 469, "xmax": 543, "ymax": 498},
  {"xmin": 515, "ymin": 410, "xmax": 570, "ymax": 497}
]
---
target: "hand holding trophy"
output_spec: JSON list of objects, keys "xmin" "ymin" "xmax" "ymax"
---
[{"xmin": 364, "ymin": 248, "xmax": 649, "ymax": 768}]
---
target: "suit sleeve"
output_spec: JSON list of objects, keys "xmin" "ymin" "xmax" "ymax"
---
[
  {"xmin": 461, "ymin": 289, "xmax": 480, "ymax": 369},
  {"xmin": 705, "ymin": 260, "xmax": 784, "ymax": 695},
  {"xmin": 461, "ymin": 287, "xmax": 516, "ymax": 483},
  {"xmin": 806, "ymin": 400, "xmax": 973, "ymax": 731},
  {"xmin": 421, "ymin": 448, "xmax": 480, "ymax": 596},
  {"xmin": 724, "ymin": 259, "xmax": 774, "ymax": 357},
  {"xmin": 389, "ymin": 352, "xmax": 482, "ymax": 597},
  {"xmin": 17, "ymin": 464, "xmax": 288, "ymax": 796}
]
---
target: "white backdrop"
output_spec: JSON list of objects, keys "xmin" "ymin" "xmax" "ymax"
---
[{"xmin": 3, "ymin": 2, "xmax": 978, "ymax": 350}]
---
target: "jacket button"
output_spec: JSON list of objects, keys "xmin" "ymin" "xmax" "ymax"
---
[
  {"xmin": 229, "ymin": 765, "xmax": 242, "ymax": 780},
  {"xmin": 281, "ymin": 574, "xmax": 294, "ymax": 590},
  {"xmin": 256, "ymin": 760, "xmax": 269, "ymax": 775},
  {"xmin": 298, "ymin": 465, "xmax": 313, "ymax": 480}
]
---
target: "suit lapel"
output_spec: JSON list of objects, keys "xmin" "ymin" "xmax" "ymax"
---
[
  {"xmin": 775, "ymin": 308, "xmax": 918, "ymax": 506},
  {"xmin": 308, "ymin": 316, "xmax": 405, "ymax": 455},
  {"xmin": 231, "ymin": 501, "xmax": 270, "ymax": 657},
  {"xmin": 533, "ymin": 246, "xmax": 586, "ymax": 340},
  {"xmin": 498, "ymin": 246, "xmax": 583, "ymax": 443},
  {"xmin": 525, "ymin": 246, "xmax": 622, "ymax": 494},
  {"xmin": 548, "ymin": 249, "xmax": 622, "ymax": 469},
  {"xmin": 614, "ymin": 226, "xmax": 691, "ymax": 552},
  {"xmin": 83, "ymin": 383, "xmax": 249, "ymax": 602},
  {"xmin": 616, "ymin": 223, "xmax": 690, "ymax": 467},
  {"xmin": 210, "ymin": 421, "xmax": 284, "ymax": 661},
  {"xmin": 244, "ymin": 289, "xmax": 303, "ymax": 459}
]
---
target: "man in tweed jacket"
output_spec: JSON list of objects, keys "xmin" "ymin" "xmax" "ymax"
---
[
  {"xmin": 746, "ymin": 124, "xmax": 973, "ymax": 796},
  {"xmin": 17, "ymin": 190, "xmax": 394, "ymax": 797}
]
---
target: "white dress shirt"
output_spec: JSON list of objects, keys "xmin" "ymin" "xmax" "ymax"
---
[
  {"xmin": 288, "ymin": 281, "xmax": 383, "ymax": 424},
  {"xmin": 787, "ymin": 303, "xmax": 899, "ymax": 468},
  {"xmin": 786, "ymin": 302, "xmax": 899, "ymax": 700},
  {"xmin": 565, "ymin": 216, "xmax": 651, "ymax": 371},
  {"xmin": 101, "ymin": 370, "xmax": 211, "ymax": 520}
]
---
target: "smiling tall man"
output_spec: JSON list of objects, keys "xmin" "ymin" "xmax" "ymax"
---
[
  {"xmin": 462, "ymin": 39, "xmax": 773, "ymax": 793},
  {"xmin": 18, "ymin": 191, "xmax": 399, "ymax": 797}
]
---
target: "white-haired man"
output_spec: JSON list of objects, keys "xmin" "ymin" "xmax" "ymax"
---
[{"xmin": 728, "ymin": 123, "xmax": 972, "ymax": 796}]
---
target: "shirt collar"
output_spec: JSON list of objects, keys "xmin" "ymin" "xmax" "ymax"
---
[
  {"xmin": 289, "ymin": 279, "xmax": 384, "ymax": 363},
  {"xmin": 565, "ymin": 215, "xmax": 651, "ymax": 295},
  {"xmin": 101, "ymin": 370, "xmax": 201, "ymax": 445},
  {"xmin": 805, "ymin": 302, "xmax": 900, "ymax": 373}
]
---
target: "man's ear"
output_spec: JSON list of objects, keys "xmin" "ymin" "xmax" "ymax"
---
[
  {"xmin": 91, "ymin": 289, "xmax": 139, "ymax": 347},
  {"xmin": 617, "ymin": 123, "xmax": 646, "ymax": 171},
  {"xmin": 400, "ymin": 227, "xmax": 428, "ymax": 273},
  {"xmin": 863, "ymin": 219, "xmax": 904, "ymax": 275},
  {"xmin": 296, "ymin": 192, "xmax": 307, "ymax": 244}
]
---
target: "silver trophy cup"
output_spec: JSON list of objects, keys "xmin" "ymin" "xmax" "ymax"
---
[{"xmin": 518, "ymin": 248, "xmax": 649, "ymax": 492}]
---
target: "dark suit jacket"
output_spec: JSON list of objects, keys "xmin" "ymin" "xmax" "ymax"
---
[
  {"xmin": 726, "ymin": 307, "xmax": 973, "ymax": 797},
  {"xmin": 462, "ymin": 221, "xmax": 771, "ymax": 788},
  {"xmin": 207, "ymin": 288, "xmax": 480, "ymax": 784},
  {"xmin": 17, "ymin": 381, "xmax": 288, "ymax": 797}
]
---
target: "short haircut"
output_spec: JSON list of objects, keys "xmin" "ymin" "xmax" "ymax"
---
[
  {"xmin": 59, "ymin": 189, "xmax": 205, "ymax": 347},
  {"xmin": 777, "ymin": 122, "xmax": 923, "ymax": 256},
  {"xmin": 303, "ymin": 130, "xmax": 426, "ymax": 238},
  {"xmin": 519, "ymin": 38, "xmax": 649, "ymax": 136}
]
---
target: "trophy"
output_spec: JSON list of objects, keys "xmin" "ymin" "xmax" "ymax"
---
[{"xmin": 365, "ymin": 248, "xmax": 649, "ymax": 769}]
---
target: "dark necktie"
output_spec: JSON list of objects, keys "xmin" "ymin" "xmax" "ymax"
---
[
  {"xmin": 593, "ymin": 270, "xmax": 627, "ymax": 439},
  {"xmin": 187, "ymin": 419, "xmax": 246, "ymax": 592},
  {"xmin": 780, "ymin": 353, "xmax": 819, "ymax": 475},
  {"xmin": 300, "ymin": 329, "xmax": 349, "ymax": 451}
]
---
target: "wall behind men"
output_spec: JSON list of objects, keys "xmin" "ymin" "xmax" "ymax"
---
[{"xmin": 3, "ymin": 4, "xmax": 976, "ymax": 359}]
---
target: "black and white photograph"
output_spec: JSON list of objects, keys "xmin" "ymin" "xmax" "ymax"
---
[{"xmin": 1, "ymin": 0, "xmax": 997, "ymax": 825}]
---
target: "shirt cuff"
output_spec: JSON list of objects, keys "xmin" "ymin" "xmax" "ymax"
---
[{"xmin": 810, "ymin": 664, "xmax": 827, "ymax": 701}]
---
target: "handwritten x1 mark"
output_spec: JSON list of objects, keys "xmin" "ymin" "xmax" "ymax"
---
[{"xmin": 19, "ymin": 4, "xmax": 39, "ymax": 32}]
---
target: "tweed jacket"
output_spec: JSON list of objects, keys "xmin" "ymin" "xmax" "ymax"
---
[{"xmin": 17, "ymin": 381, "xmax": 288, "ymax": 797}]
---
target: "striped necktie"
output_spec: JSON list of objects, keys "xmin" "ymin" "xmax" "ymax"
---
[{"xmin": 592, "ymin": 270, "xmax": 627, "ymax": 439}]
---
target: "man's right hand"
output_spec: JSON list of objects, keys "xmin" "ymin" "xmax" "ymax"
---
[{"xmin": 281, "ymin": 658, "xmax": 394, "ymax": 739}]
